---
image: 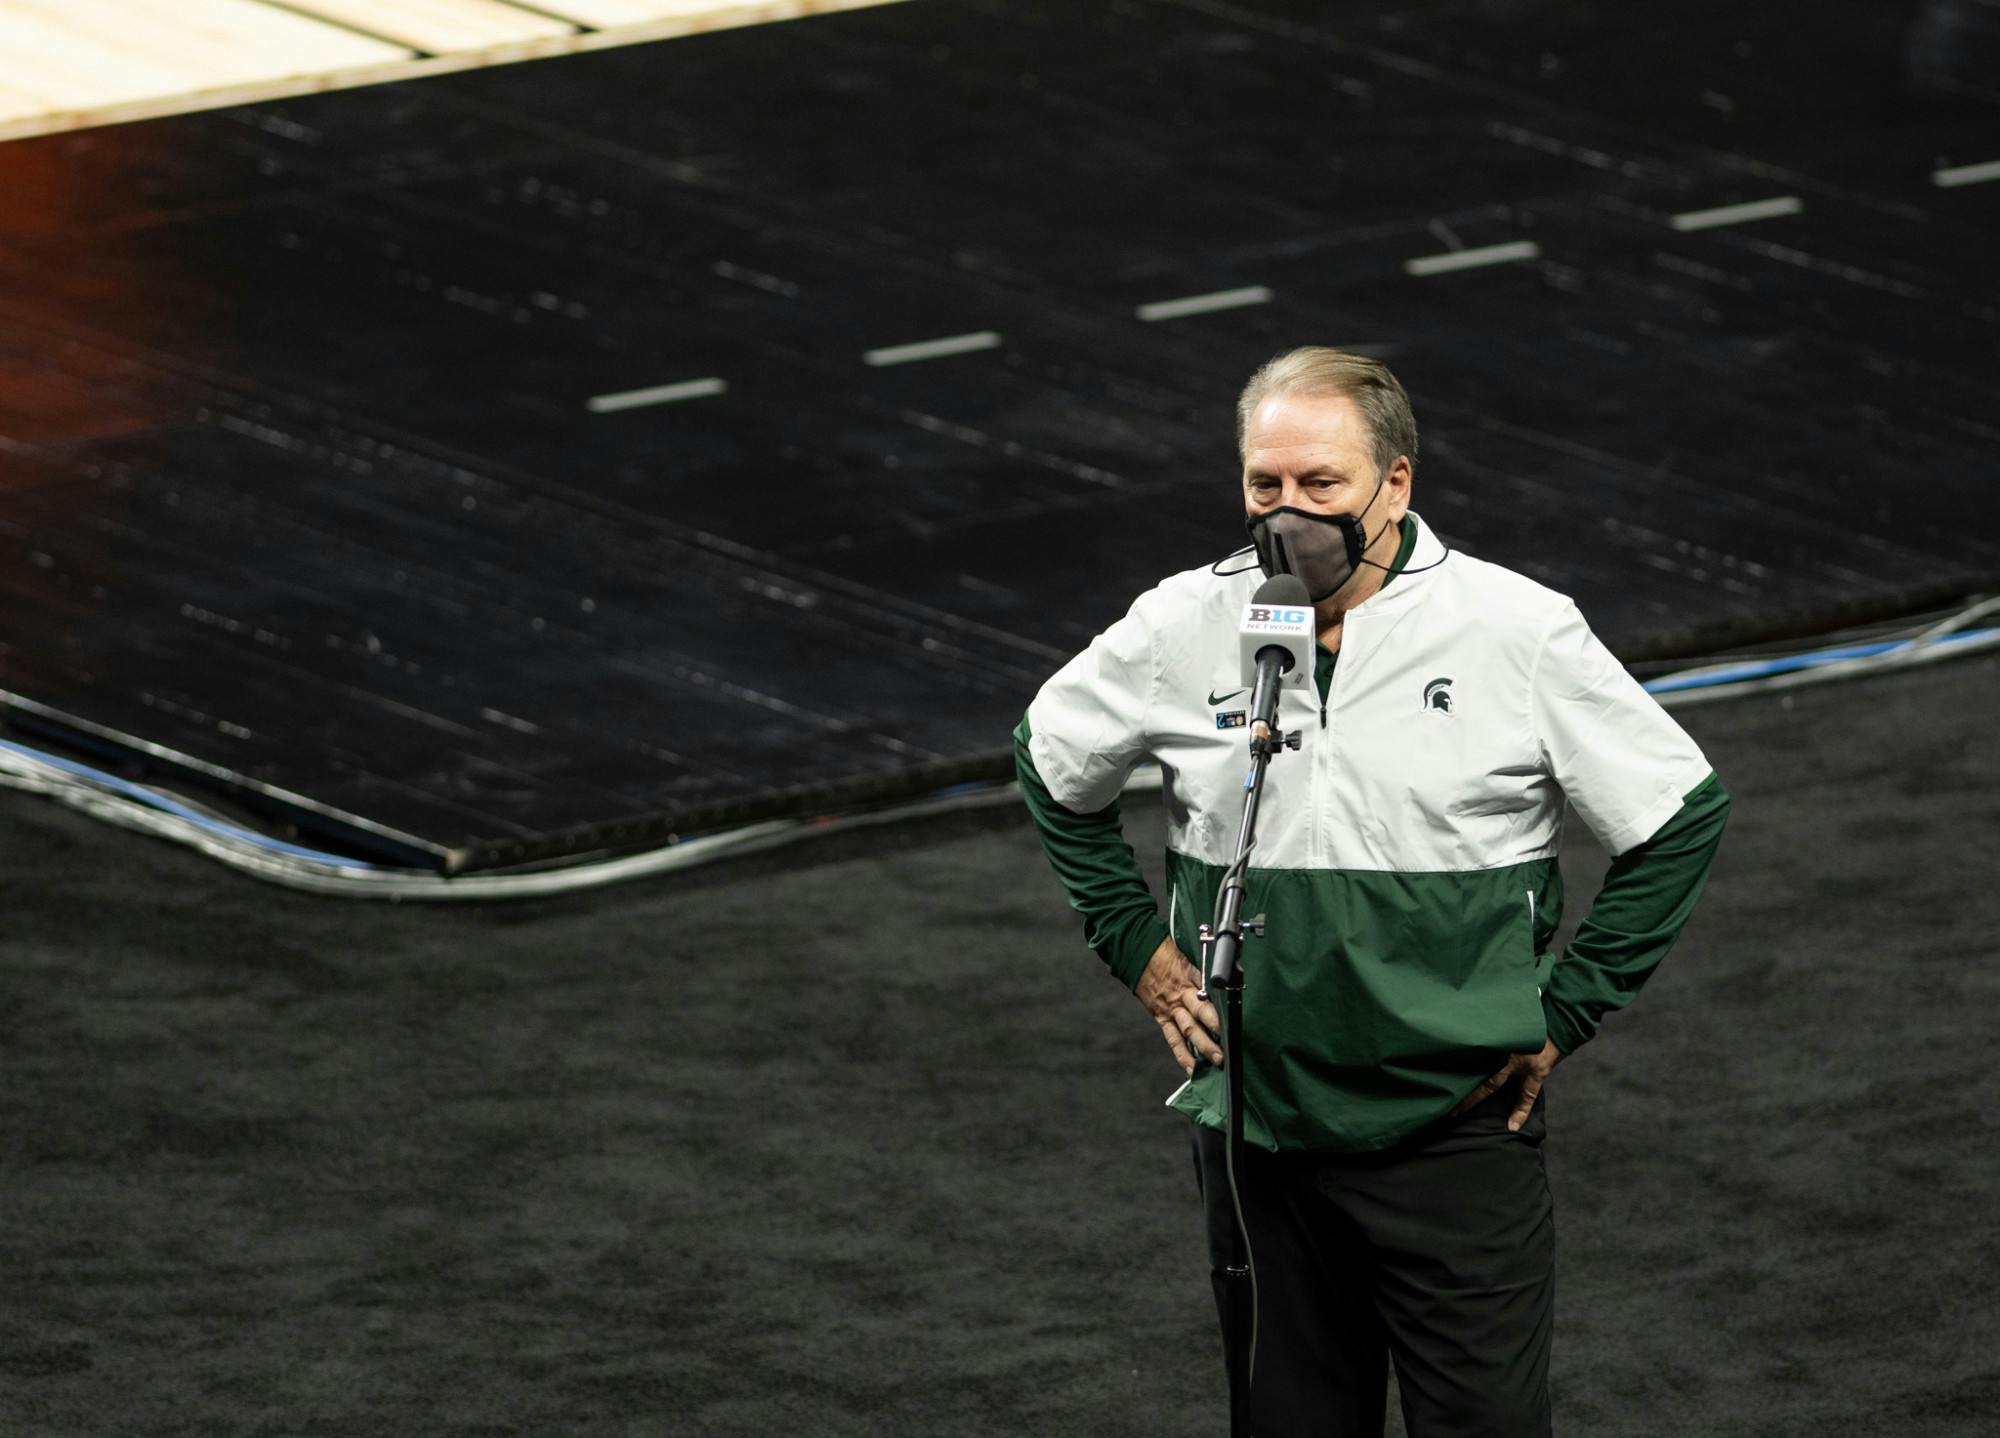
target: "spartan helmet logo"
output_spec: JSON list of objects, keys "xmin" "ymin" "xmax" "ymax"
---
[{"xmin": 1423, "ymin": 677, "xmax": 1455, "ymax": 715}]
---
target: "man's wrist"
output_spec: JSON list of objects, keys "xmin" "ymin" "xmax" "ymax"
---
[
  {"xmin": 1541, "ymin": 992, "xmax": 1591, "ymax": 1056},
  {"xmin": 1104, "ymin": 914, "xmax": 1172, "ymax": 992}
]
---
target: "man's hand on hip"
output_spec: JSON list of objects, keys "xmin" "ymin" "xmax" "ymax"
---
[
  {"xmin": 1134, "ymin": 935, "xmax": 1224, "ymax": 1076},
  {"xmin": 1454, "ymin": 1038, "xmax": 1564, "ymax": 1130}
]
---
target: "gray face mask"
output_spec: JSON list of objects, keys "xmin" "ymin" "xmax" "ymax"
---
[{"xmin": 1244, "ymin": 475, "xmax": 1389, "ymax": 603}]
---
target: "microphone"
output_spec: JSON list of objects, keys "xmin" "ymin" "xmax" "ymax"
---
[{"xmin": 1240, "ymin": 575, "xmax": 1313, "ymax": 743}]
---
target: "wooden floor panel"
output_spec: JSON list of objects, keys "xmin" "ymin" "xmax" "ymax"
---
[
  {"xmin": 0, "ymin": 0, "xmax": 907, "ymax": 138},
  {"xmin": 282, "ymin": 0, "xmax": 579, "ymax": 52}
]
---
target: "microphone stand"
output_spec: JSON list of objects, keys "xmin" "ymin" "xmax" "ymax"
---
[{"xmin": 1199, "ymin": 650, "xmax": 1298, "ymax": 1438}]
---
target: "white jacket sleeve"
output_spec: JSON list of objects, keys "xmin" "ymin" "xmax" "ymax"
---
[
  {"xmin": 1024, "ymin": 593, "xmax": 1157, "ymax": 815},
  {"xmin": 1531, "ymin": 601, "xmax": 1712, "ymax": 856}
]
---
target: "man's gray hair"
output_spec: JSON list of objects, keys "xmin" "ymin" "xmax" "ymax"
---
[{"xmin": 1236, "ymin": 347, "xmax": 1419, "ymax": 477}]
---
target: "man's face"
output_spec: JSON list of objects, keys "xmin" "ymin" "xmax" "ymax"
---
[{"xmin": 1241, "ymin": 390, "xmax": 1412, "ymax": 526}]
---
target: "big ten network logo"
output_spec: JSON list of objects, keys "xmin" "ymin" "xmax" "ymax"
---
[{"xmin": 1247, "ymin": 607, "xmax": 1311, "ymax": 625}]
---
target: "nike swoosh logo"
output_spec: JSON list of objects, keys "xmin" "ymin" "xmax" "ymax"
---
[{"xmin": 1207, "ymin": 688, "xmax": 1247, "ymax": 706}]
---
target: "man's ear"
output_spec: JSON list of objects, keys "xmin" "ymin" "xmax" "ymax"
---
[{"xmin": 1386, "ymin": 455, "xmax": 1414, "ymax": 519}]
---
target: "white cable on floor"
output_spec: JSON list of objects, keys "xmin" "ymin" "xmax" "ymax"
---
[{"xmin": 0, "ymin": 742, "xmax": 1028, "ymax": 899}]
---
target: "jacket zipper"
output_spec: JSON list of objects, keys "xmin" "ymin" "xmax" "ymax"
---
[
  {"xmin": 1320, "ymin": 630, "xmax": 1343, "ymax": 729},
  {"xmin": 1313, "ymin": 629, "xmax": 1346, "ymax": 865},
  {"xmin": 1528, "ymin": 888, "xmax": 1543, "ymax": 995}
]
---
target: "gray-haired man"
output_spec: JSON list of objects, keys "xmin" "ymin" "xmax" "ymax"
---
[{"xmin": 1016, "ymin": 348, "xmax": 1728, "ymax": 1436}]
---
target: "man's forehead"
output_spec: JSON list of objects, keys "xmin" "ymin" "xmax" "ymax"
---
[
  {"xmin": 1247, "ymin": 390, "xmax": 1368, "ymax": 438},
  {"xmin": 1243, "ymin": 391, "xmax": 1372, "ymax": 467}
]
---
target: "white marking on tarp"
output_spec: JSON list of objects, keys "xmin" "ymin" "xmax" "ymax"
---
[
  {"xmin": 862, "ymin": 331, "xmax": 1002, "ymax": 366},
  {"xmin": 1403, "ymin": 240, "xmax": 1541, "ymax": 276},
  {"xmin": 1932, "ymin": 159, "xmax": 2000, "ymax": 188},
  {"xmin": 586, "ymin": 377, "xmax": 727, "ymax": 412},
  {"xmin": 1668, "ymin": 196, "xmax": 1803, "ymax": 231},
  {"xmin": 1136, "ymin": 285, "xmax": 1274, "ymax": 321}
]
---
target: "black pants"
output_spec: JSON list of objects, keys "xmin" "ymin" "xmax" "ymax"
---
[{"xmin": 1192, "ymin": 1090, "xmax": 1554, "ymax": 1438}]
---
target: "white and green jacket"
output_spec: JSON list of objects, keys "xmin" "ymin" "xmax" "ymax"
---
[{"xmin": 1016, "ymin": 514, "xmax": 1729, "ymax": 1153}]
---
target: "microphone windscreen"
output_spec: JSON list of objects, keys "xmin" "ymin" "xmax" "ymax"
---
[{"xmin": 1252, "ymin": 573, "xmax": 1311, "ymax": 609}]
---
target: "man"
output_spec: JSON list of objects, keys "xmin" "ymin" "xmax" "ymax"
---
[{"xmin": 1014, "ymin": 347, "xmax": 1729, "ymax": 1437}]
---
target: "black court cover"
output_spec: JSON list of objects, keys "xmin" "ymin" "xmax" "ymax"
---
[{"xmin": 1, "ymin": 0, "xmax": 1996, "ymax": 869}]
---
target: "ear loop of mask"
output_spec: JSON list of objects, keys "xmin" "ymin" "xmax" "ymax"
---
[
  {"xmin": 1211, "ymin": 526, "xmax": 1303, "ymax": 579},
  {"xmin": 1334, "ymin": 502, "xmax": 1454, "ymax": 585},
  {"xmin": 1341, "ymin": 475, "xmax": 1391, "ymax": 578},
  {"xmin": 1359, "ymin": 543, "xmax": 1452, "ymax": 578},
  {"xmin": 1351, "ymin": 477, "xmax": 1453, "ymax": 579}
]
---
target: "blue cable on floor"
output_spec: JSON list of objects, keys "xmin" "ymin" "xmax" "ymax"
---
[
  {"xmin": 0, "ymin": 738, "xmax": 368, "ymax": 866},
  {"xmin": 1641, "ymin": 627, "xmax": 2000, "ymax": 695}
]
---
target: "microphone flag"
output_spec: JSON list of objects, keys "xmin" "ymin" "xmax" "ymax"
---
[{"xmin": 1239, "ymin": 576, "xmax": 1314, "ymax": 689}]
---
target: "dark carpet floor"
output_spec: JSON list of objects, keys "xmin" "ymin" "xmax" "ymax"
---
[{"xmin": 2, "ymin": 651, "xmax": 1995, "ymax": 1437}]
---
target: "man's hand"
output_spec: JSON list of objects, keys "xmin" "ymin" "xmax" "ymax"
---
[
  {"xmin": 1454, "ymin": 1038, "xmax": 1564, "ymax": 1131},
  {"xmin": 1134, "ymin": 936, "xmax": 1224, "ymax": 1076}
]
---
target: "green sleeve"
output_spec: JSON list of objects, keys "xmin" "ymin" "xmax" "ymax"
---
[
  {"xmin": 1542, "ymin": 772, "xmax": 1731, "ymax": 1054},
  {"xmin": 1014, "ymin": 712, "xmax": 1169, "ymax": 991}
]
